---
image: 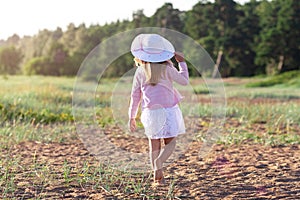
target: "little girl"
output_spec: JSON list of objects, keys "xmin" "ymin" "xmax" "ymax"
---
[{"xmin": 128, "ymin": 34, "xmax": 189, "ymax": 185}]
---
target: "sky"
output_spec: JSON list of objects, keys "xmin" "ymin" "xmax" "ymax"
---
[{"xmin": 0, "ymin": 0, "xmax": 249, "ymax": 40}]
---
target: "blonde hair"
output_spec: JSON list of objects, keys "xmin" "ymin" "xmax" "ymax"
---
[
  {"xmin": 143, "ymin": 63, "xmax": 166, "ymax": 86},
  {"xmin": 134, "ymin": 57, "xmax": 167, "ymax": 86}
]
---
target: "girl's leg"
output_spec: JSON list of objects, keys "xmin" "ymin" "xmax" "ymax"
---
[
  {"xmin": 148, "ymin": 138, "xmax": 163, "ymax": 182},
  {"xmin": 154, "ymin": 137, "xmax": 177, "ymax": 171},
  {"xmin": 149, "ymin": 138, "xmax": 161, "ymax": 169}
]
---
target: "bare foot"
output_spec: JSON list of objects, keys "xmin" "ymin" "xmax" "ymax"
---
[
  {"xmin": 152, "ymin": 171, "xmax": 166, "ymax": 187},
  {"xmin": 153, "ymin": 158, "xmax": 165, "ymax": 184},
  {"xmin": 154, "ymin": 169, "xmax": 163, "ymax": 180}
]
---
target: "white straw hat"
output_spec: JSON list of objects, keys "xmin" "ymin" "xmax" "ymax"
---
[{"xmin": 131, "ymin": 34, "xmax": 175, "ymax": 62}]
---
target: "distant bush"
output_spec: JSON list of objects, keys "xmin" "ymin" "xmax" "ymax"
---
[
  {"xmin": 23, "ymin": 57, "xmax": 48, "ymax": 75},
  {"xmin": 246, "ymin": 70, "xmax": 300, "ymax": 87}
]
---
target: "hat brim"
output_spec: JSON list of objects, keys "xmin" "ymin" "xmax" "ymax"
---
[
  {"xmin": 131, "ymin": 49, "xmax": 174, "ymax": 63},
  {"xmin": 131, "ymin": 34, "xmax": 175, "ymax": 62}
]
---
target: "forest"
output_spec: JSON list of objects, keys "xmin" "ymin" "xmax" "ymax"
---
[{"xmin": 0, "ymin": 0, "xmax": 299, "ymax": 77}]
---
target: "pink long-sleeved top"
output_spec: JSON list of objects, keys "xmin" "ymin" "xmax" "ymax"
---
[{"xmin": 128, "ymin": 62, "xmax": 189, "ymax": 119}]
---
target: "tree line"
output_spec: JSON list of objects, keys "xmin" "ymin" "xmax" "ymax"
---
[{"xmin": 0, "ymin": 0, "xmax": 299, "ymax": 77}]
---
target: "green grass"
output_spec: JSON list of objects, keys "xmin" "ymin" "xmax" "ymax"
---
[
  {"xmin": 0, "ymin": 122, "xmax": 76, "ymax": 149},
  {"xmin": 0, "ymin": 75, "xmax": 74, "ymax": 124},
  {"xmin": 226, "ymin": 101, "xmax": 300, "ymax": 125},
  {"xmin": 245, "ymin": 70, "xmax": 300, "ymax": 88},
  {"xmin": 218, "ymin": 131, "xmax": 300, "ymax": 146},
  {"xmin": 1, "ymin": 75, "xmax": 299, "ymax": 146}
]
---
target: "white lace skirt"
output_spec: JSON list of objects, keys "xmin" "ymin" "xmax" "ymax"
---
[{"xmin": 141, "ymin": 104, "xmax": 185, "ymax": 139}]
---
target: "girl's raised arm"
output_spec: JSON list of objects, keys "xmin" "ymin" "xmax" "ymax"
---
[{"xmin": 167, "ymin": 52, "xmax": 189, "ymax": 85}]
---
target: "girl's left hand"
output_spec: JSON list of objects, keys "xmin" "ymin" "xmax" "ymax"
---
[
  {"xmin": 129, "ymin": 118, "xmax": 136, "ymax": 132},
  {"xmin": 174, "ymin": 52, "xmax": 185, "ymax": 62}
]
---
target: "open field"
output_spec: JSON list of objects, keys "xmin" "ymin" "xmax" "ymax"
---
[{"xmin": 0, "ymin": 75, "xmax": 299, "ymax": 199}]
